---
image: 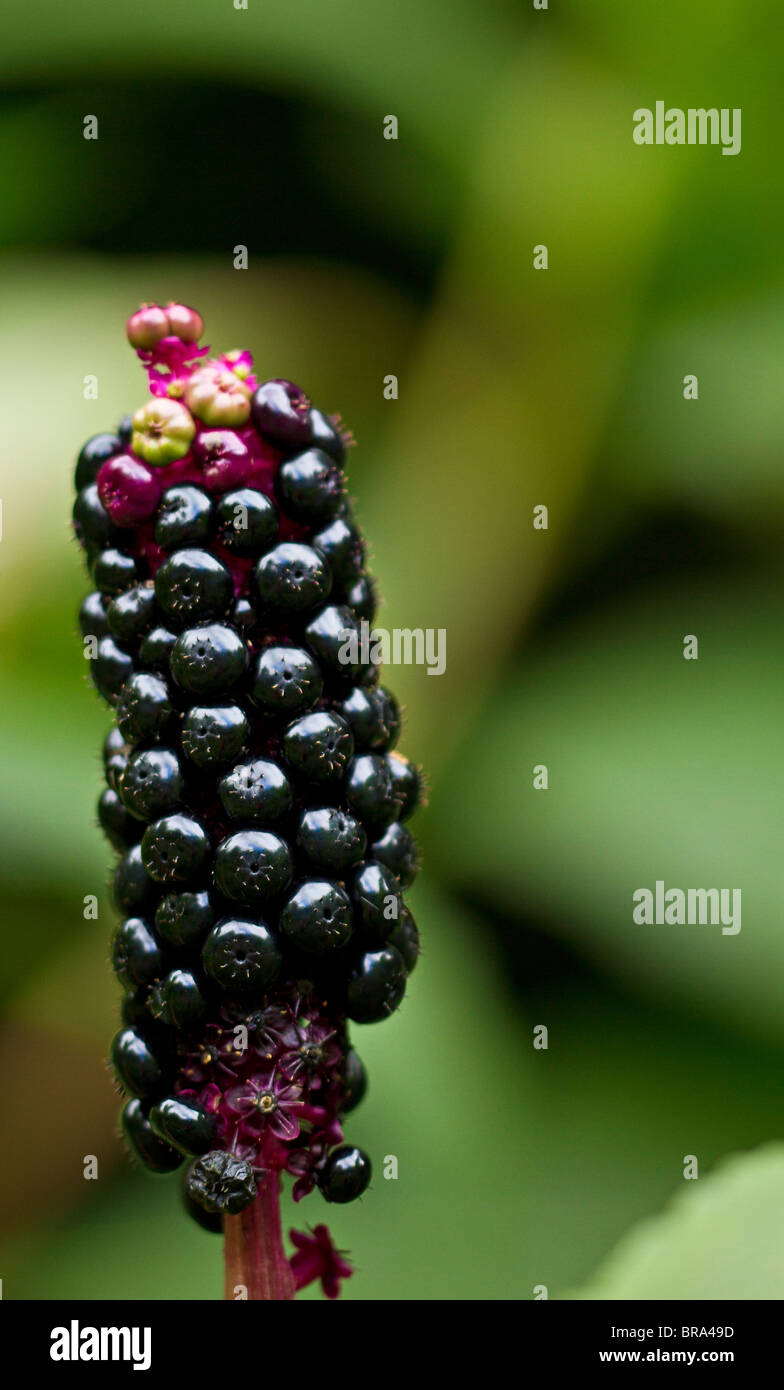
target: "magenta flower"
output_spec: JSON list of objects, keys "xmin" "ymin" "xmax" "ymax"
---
[
  {"xmin": 289, "ymin": 1225, "xmax": 353, "ymax": 1300},
  {"xmin": 279, "ymin": 1019, "xmax": 342, "ymax": 1084},
  {"xmin": 225, "ymin": 1071, "xmax": 303, "ymax": 1143}
]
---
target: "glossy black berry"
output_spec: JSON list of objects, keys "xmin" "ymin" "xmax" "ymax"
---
[
  {"xmin": 254, "ymin": 542, "xmax": 331, "ymax": 613},
  {"xmin": 106, "ymin": 584, "xmax": 157, "ymax": 645},
  {"xmin": 283, "ymin": 711, "xmax": 354, "ymax": 782},
  {"xmin": 341, "ymin": 685, "xmax": 400, "ymax": 751},
  {"xmin": 149, "ymin": 1095, "xmax": 218, "ymax": 1156},
  {"xmin": 346, "ymin": 575, "xmax": 377, "ymax": 623},
  {"xmin": 122, "ymin": 1098, "xmax": 182, "ymax": 1173},
  {"xmin": 181, "ymin": 703, "xmax": 249, "ymax": 768},
  {"xmin": 73, "ymin": 485, "xmax": 116, "ymax": 552},
  {"xmin": 276, "ymin": 449, "xmax": 344, "ymax": 524},
  {"xmin": 231, "ymin": 596, "xmax": 257, "ymax": 632},
  {"xmin": 345, "ymin": 753, "xmax": 403, "ymax": 833},
  {"xmin": 113, "ymin": 844, "xmax": 158, "ymax": 915},
  {"xmin": 340, "ymin": 1050, "xmax": 368, "ymax": 1114},
  {"xmin": 111, "ymin": 916, "xmax": 164, "ymax": 990},
  {"xmin": 387, "ymin": 752, "xmax": 422, "ymax": 821},
  {"xmin": 250, "ymin": 644, "xmax": 323, "ymax": 715},
  {"xmin": 202, "ymin": 917, "xmax": 282, "ymax": 994},
  {"xmin": 313, "ymin": 517, "xmax": 364, "ymax": 591},
  {"xmin": 154, "ymin": 485, "xmax": 212, "ymax": 550},
  {"xmin": 79, "ymin": 591, "xmax": 109, "ymax": 640},
  {"xmin": 116, "ymin": 671, "xmax": 173, "ymax": 744},
  {"xmin": 148, "ymin": 969, "xmax": 208, "ymax": 1031},
  {"xmin": 182, "ymin": 1166, "xmax": 223, "ymax": 1232},
  {"xmin": 352, "ymin": 861, "xmax": 401, "ymax": 944},
  {"xmin": 155, "ymin": 889, "xmax": 214, "ymax": 949},
  {"xmin": 117, "ymin": 415, "xmax": 133, "ymax": 446},
  {"xmin": 305, "ymin": 604, "xmax": 366, "ymax": 678},
  {"xmin": 75, "ymin": 432, "xmax": 121, "ymax": 490},
  {"xmin": 213, "ymin": 830, "xmax": 292, "ymax": 904},
  {"xmin": 251, "ymin": 379, "xmax": 312, "ymax": 450},
  {"xmin": 280, "ymin": 880, "xmax": 353, "ymax": 954},
  {"xmin": 371, "ymin": 821, "xmax": 420, "ymax": 887},
  {"xmin": 91, "ymin": 637, "xmax": 134, "ymax": 705},
  {"xmin": 346, "ymin": 945, "xmax": 407, "ymax": 1023},
  {"xmin": 98, "ymin": 787, "xmax": 141, "ymax": 850},
  {"xmin": 216, "ymin": 488, "xmax": 278, "ymax": 555},
  {"xmin": 388, "ymin": 905, "xmax": 420, "ymax": 973},
  {"xmin": 185, "ymin": 1148, "xmax": 257, "ymax": 1215},
  {"xmin": 103, "ymin": 725, "xmax": 128, "ymax": 768},
  {"xmin": 139, "ymin": 625, "xmax": 177, "ymax": 669},
  {"xmin": 297, "ymin": 807, "xmax": 367, "ymax": 873},
  {"xmin": 111, "ymin": 1026, "xmax": 166, "ymax": 1098},
  {"xmin": 170, "ymin": 623, "xmax": 248, "ymax": 696},
  {"xmin": 317, "ymin": 1145, "xmax": 372, "ymax": 1203},
  {"xmin": 92, "ymin": 546, "xmax": 137, "ymax": 596},
  {"xmin": 121, "ymin": 990, "xmax": 149, "ymax": 1030},
  {"xmin": 308, "ymin": 408, "xmax": 345, "ymax": 465},
  {"xmin": 218, "ymin": 758, "xmax": 292, "ymax": 823},
  {"xmin": 155, "ymin": 548, "xmax": 233, "ymax": 624},
  {"xmin": 142, "ymin": 814, "xmax": 211, "ymax": 884},
  {"xmin": 119, "ymin": 747, "xmax": 184, "ymax": 820}
]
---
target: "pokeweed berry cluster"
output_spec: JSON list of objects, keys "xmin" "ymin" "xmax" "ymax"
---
[{"xmin": 72, "ymin": 303, "xmax": 422, "ymax": 1299}]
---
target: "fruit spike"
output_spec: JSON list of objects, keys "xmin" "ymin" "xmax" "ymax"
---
[{"xmin": 73, "ymin": 303, "xmax": 423, "ymax": 1301}]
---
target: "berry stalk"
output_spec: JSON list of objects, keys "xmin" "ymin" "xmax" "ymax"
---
[{"xmin": 72, "ymin": 303, "xmax": 423, "ymax": 1300}]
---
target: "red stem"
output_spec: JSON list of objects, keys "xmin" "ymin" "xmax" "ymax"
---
[{"xmin": 223, "ymin": 1171, "xmax": 296, "ymax": 1301}]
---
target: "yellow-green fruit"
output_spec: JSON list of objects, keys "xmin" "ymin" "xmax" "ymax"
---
[
  {"xmin": 185, "ymin": 365, "xmax": 252, "ymax": 427},
  {"xmin": 132, "ymin": 398, "xmax": 196, "ymax": 466}
]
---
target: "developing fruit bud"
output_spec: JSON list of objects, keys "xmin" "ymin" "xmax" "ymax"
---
[{"xmin": 132, "ymin": 398, "xmax": 196, "ymax": 466}]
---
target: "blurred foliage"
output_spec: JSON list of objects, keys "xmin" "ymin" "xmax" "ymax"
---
[{"xmin": 1, "ymin": 0, "xmax": 783, "ymax": 1300}]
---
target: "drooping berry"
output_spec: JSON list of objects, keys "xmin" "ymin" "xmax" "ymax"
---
[{"xmin": 317, "ymin": 1146, "xmax": 372, "ymax": 1204}]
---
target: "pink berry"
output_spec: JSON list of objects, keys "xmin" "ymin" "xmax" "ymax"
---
[
  {"xmin": 97, "ymin": 454, "xmax": 161, "ymax": 525},
  {"xmin": 126, "ymin": 305, "xmax": 170, "ymax": 351},
  {"xmin": 165, "ymin": 303, "xmax": 204, "ymax": 344}
]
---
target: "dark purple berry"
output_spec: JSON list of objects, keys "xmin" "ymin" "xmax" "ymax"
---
[
  {"xmin": 345, "ymin": 753, "xmax": 403, "ymax": 832},
  {"xmin": 141, "ymin": 814, "xmax": 211, "ymax": 884},
  {"xmin": 182, "ymin": 1166, "xmax": 224, "ymax": 1232},
  {"xmin": 254, "ymin": 542, "xmax": 331, "ymax": 613},
  {"xmin": 185, "ymin": 1148, "xmax": 257, "ymax": 1215},
  {"xmin": 388, "ymin": 905, "xmax": 420, "ymax": 973},
  {"xmin": 317, "ymin": 1145, "xmax": 371, "ymax": 1203},
  {"xmin": 170, "ymin": 623, "xmax": 248, "ymax": 696},
  {"xmin": 251, "ymin": 379, "xmax": 312, "ymax": 449},
  {"xmin": 308, "ymin": 409, "xmax": 345, "ymax": 465},
  {"xmin": 91, "ymin": 637, "xmax": 134, "ymax": 705},
  {"xmin": 116, "ymin": 671, "xmax": 173, "ymax": 744},
  {"xmin": 371, "ymin": 821, "xmax": 420, "ymax": 887},
  {"xmin": 280, "ymin": 880, "xmax": 353, "ymax": 954},
  {"xmin": 346, "ymin": 575, "xmax": 377, "ymax": 623},
  {"xmin": 305, "ymin": 604, "xmax": 366, "ymax": 678},
  {"xmin": 111, "ymin": 1026, "xmax": 167, "ymax": 1098},
  {"xmin": 340, "ymin": 1050, "xmax": 368, "ymax": 1113},
  {"xmin": 155, "ymin": 548, "xmax": 233, "ymax": 624},
  {"xmin": 154, "ymin": 485, "xmax": 212, "ymax": 550},
  {"xmin": 313, "ymin": 517, "xmax": 364, "ymax": 591},
  {"xmin": 113, "ymin": 843, "xmax": 158, "ymax": 915},
  {"xmin": 148, "ymin": 969, "xmax": 208, "ymax": 1031},
  {"xmin": 73, "ymin": 484, "xmax": 116, "ymax": 552},
  {"xmin": 250, "ymin": 644, "xmax": 323, "ymax": 715},
  {"xmin": 346, "ymin": 945, "xmax": 407, "ymax": 1023},
  {"xmin": 213, "ymin": 830, "xmax": 292, "ymax": 904},
  {"xmin": 139, "ymin": 625, "xmax": 177, "ymax": 669},
  {"xmin": 122, "ymin": 1098, "xmax": 182, "ymax": 1173},
  {"xmin": 231, "ymin": 596, "xmax": 257, "ymax": 632},
  {"xmin": 341, "ymin": 686, "xmax": 400, "ymax": 751},
  {"xmin": 149, "ymin": 1095, "xmax": 217, "ymax": 1155},
  {"xmin": 218, "ymin": 758, "xmax": 292, "ymax": 823},
  {"xmin": 75, "ymin": 433, "xmax": 121, "ymax": 490},
  {"xmin": 297, "ymin": 807, "xmax": 366, "ymax": 873},
  {"xmin": 98, "ymin": 786, "xmax": 141, "ymax": 849},
  {"xmin": 92, "ymin": 547, "xmax": 138, "ymax": 596},
  {"xmin": 387, "ymin": 752, "xmax": 422, "ymax": 821},
  {"xmin": 276, "ymin": 449, "xmax": 344, "ymax": 525},
  {"xmin": 111, "ymin": 916, "xmax": 164, "ymax": 990},
  {"xmin": 181, "ymin": 703, "xmax": 249, "ymax": 768},
  {"xmin": 216, "ymin": 488, "xmax": 278, "ymax": 556},
  {"xmin": 352, "ymin": 861, "xmax": 401, "ymax": 944},
  {"xmin": 155, "ymin": 889, "xmax": 214, "ymax": 949},
  {"xmin": 79, "ymin": 591, "xmax": 110, "ymax": 639},
  {"xmin": 117, "ymin": 415, "xmax": 133, "ymax": 446},
  {"xmin": 119, "ymin": 747, "xmax": 184, "ymax": 820},
  {"xmin": 202, "ymin": 917, "xmax": 282, "ymax": 994},
  {"xmin": 106, "ymin": 584, "xmax": 157, "ymax": 644},
  {"xmin": 283, "ymin": 711, "xmax": 354, "ymax": 782}
]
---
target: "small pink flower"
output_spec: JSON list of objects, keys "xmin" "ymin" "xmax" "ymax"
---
[
  {"xmin": 225, "ymin": 1071, "xmax": 303, "ymax": 1143},
  {"xmin": 289, "ymin": 1225, "xmax": 353, "ymax": 1300}
]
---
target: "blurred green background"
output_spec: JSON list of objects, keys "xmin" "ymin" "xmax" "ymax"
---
[{"xmin": 2, "ymin": 0, "xmax": 784, "ymax": 1300}]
